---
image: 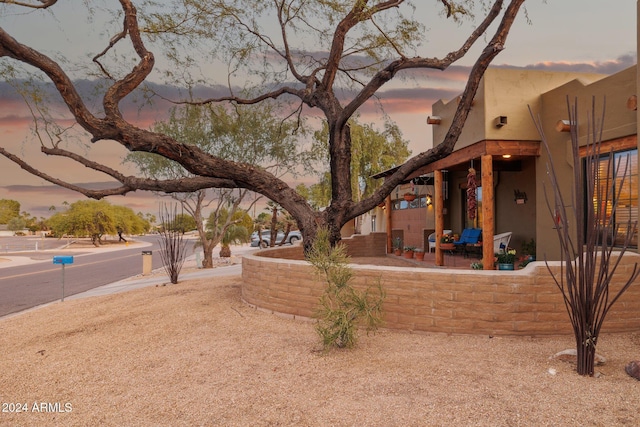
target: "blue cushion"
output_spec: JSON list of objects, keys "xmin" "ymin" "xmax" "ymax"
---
[{"xmin": 454, "ymin": 228, "xmax": 482, "ymax": 245}]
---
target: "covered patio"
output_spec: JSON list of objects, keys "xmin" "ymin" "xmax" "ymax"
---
[{"xmin": 380, "ymin": 139, "xmax": 540, "ymax": 270}]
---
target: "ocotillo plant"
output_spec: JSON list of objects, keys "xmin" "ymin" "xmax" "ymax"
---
[
  {"xmin": 530, "ymin": 97, "xmax": 639, "ymax": 376},
  {"xmin": 157, "ymin": 203, "xmax": 189, "ymax": 284}
]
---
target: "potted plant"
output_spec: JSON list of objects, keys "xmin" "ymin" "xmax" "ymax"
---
[
  {"xmin": 440, "ymin": 235, "xmax": 455, "ymax": 251},
  {"xmin": 496, "ymin": 249, "xmax": 517, "ymax": 270},
  {"xmin": 414, "ymin": 247, "xmax": 425, "ymax": 261},
  {"xmin": 521, "ymin": 238, "xmax": 536, "ymax": 261},
  {"xmin": 403, "ymin": 192, "xmax": 416, "ymax": 202},
  {"xmin": 403, "ymin": 246, "xmax": 415, "ymax": 258},
  {"xmin": 392, "ymin": 237, "xmax": 403, "ymax": 255}
]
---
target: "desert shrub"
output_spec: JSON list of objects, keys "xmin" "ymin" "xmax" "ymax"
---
[{"xmin": 308, "ymin": 228, "xmax": 385, "ymax": 350}]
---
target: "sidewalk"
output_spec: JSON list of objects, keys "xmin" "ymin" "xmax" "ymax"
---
[
  {"xmin": 1, "ymin": 244, "xmax": 257, "ymax": 320},
  {"xmin": 66, "ymin": 255, "xmax": 243, "ymax": 300}
]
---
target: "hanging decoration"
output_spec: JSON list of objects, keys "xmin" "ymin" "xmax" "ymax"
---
[{"xmin": 467, "ymin": 166, "xmax": 477, "ymax": 220}]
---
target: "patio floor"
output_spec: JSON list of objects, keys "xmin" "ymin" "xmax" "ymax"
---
[{"xmin": 351, "ymin": 251, "xmax": 478, "ymax": 269}]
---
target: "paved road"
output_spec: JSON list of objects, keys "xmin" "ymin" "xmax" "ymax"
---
[{"xmin": 0, "ymin": 236, "xmax": 198, "ymax": 317}]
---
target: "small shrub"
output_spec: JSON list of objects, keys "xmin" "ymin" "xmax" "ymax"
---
[
  {"xmin": 470, "ymin": 262, "xmax": 483, "ymax": 270},
  {"xmin": 308, "ymin": 228, "xmax": 385, "ymax": 350}
]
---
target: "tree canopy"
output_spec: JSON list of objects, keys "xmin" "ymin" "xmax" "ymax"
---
[
  {"xmin": 48, "ymin": 200, "xmax": 150, "ymax": 245},
  {"xmin": 0, "ymin": 199, "xmax": 20, "ymax": 224},
  {"xmin": 126, "ymin": 102, "xmax": 312, "ymax": 266},
  {"xmin": 0, "ymin": 0, "xmax": 526, "ymax": 249}
]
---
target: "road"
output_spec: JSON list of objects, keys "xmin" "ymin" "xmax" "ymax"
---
[{"xmin": 0, "ymin": 236, "xmax": 197, "ymax": 317}]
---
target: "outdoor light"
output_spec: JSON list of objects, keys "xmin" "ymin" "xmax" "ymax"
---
[
  {"xmin": 556, "ymin": 120, "xmax": 572, "ymax": 132},
  {"xmin": 426, "ymin": 194, "xmax": 433, "ymax": 206},
  {"xmin": 502, "ymin": 154, "xmax": 511, "ymax": 159}
]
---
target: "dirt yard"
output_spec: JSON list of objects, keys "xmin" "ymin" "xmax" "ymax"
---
[{"xmin": 1, "ymin": 274, "xmax": 639, "ymax": 426}]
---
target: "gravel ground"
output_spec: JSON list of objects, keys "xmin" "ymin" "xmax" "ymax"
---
[{"xmin": 1, "ymin": 273, "xmax": 640, "ymax": 426}]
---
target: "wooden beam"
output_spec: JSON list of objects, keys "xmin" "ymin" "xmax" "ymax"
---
[
  {"xmin": 434, "ymin": 170, "xmax": 444, "ymax": 266},
  {"xmin": 485, "ymin": 140, "xmax": 540, "ymax": 156},
  {"xmin": 578, "ymin": 135, "xmax": 637, "ymax": 156},
  {"xmin": 385, "ymin": 195, "xmax": 392, "ymax": 254},
  {"xmin": 408, "ymin": 140, "xmax": 540, "ymax": 178},
  {"xmin": 481, "ymin": 154, "xmax": 495, "ymax": 270}
]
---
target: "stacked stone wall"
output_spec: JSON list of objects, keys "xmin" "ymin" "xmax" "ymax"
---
[{"xmin": 242, "ymin": 241, "xmax": 640, "ymax": 335}]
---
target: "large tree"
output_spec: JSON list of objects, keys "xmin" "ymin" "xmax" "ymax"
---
[
  {"xmin": 126, "ymin": 102, "xmax": 310, "ymax": 267},
  {"xmin": 0, "ymin": 0, "xmax": 525, "ymax": 250},
  {"xmin": 48, "ymin": 199, "xmax": 149, "ymax": 245}
]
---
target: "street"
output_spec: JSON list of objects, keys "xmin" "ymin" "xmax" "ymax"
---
[{"xmin": 0, "ymin": 236, "xmax": 197, "ymax": 317}]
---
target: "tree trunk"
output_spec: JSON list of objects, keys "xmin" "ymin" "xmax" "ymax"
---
[
  {"xmin": 201, "ymin": 239, "xmax": 215, "ymax": 268},
  {"xmin": 269, "ymin": 205, "xmax": 278, "ymax": 248}
]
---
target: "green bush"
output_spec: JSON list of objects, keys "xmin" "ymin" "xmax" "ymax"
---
[{"xmin": 308, "ymin": 228, "xmax": 385, "ymax": 350}]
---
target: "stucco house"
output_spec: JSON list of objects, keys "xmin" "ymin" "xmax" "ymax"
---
[{"xmin": 372, "ymin": 64, "xmax": 638, "ymax": 269}]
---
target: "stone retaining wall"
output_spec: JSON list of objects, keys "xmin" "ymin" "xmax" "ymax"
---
[{"xmin": 242, "ymin": 237, "xmax": 640, "ymax": 335}]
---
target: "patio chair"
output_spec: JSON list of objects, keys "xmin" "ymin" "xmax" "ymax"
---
[
  {"xmin": 453, "ymin": 228, "xmax": 482, "ymax": 257},
  {"xmin": 428, "ymin": 230, "xmax": 452, "ymax": 253},
  {"xmin": 493, "ymin": 232, "xmax": 513, "ymax": 254}
]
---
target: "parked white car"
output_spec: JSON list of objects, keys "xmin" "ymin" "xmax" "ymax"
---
[{"xmin": 250, "ymin": 230, "xmax": 302, "ymax": 248}]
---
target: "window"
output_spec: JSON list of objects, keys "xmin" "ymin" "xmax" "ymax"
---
[
  {"xmin": 391, "ymin": 196, "xmax": 427, "ymax": 210},
  {"xmin": 590, "ymin": 149, "xmax": 638, "ymax": 248}
]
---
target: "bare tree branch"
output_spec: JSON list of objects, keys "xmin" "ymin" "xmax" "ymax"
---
[{"xmin": 0, "ymin": 146, "xmax": 239, "ymax": 198}]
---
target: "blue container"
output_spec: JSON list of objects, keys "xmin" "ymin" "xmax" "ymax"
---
[{"xmin": 498, "ymin": 263, "xmax": 514, "ymax": 271}]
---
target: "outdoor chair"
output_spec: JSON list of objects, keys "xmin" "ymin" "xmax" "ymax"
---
[
  {"xmin": 428, "ymin": 229, "xmax": 452, "ymax": 253},
  {"xmin": 493, "ymin": 232, "xmax": 512, "ymax": 254},
  {"xmin": 453, "ymin": 228, "xmax": 482, "ymax": 257}
]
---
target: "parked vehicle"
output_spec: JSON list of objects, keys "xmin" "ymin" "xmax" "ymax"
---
[{"xmin": 250, "ymin": 230, "xmax": 302, "ymax": 248}]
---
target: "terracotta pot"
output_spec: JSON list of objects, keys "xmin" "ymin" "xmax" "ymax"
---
[
  {"xmin": 394, "ymin": 249, "xmax": 402, "ymax": 256},
  {"xmin": 403, "ymin": 250, "xmax": 414, "ymax": 258},
  {"xmin": 403, "ymin": 193, "xmax": 416, "ymax": 202},
  {"xmin": 415, "ymin": 251, "xmax": 425, "ymax": 261},
  {"xmin": 440, "ymin": 243, "xmax": 455, "ymax": 251}
]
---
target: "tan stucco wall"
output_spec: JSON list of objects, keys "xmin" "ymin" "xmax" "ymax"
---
[
  {"xmin": 242, "ymin": 247, "xmax": 640, "ymax": 336},
  {"xmin": 536, "ymin": 66, "xmax": 637, "ymax": 259},
  {"xmin": 431, "ymin": 68, "xmax": 606, "ymax": 148}
]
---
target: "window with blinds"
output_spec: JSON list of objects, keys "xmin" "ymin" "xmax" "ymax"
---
[{"xmin": 591, "ymin": 149, "xmax": 638, "ymax": 248}]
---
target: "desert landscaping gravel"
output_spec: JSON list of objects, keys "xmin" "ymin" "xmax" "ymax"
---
[{"xmin": 1, "ymin": 273, "xmax": 639, "ymax": 426}]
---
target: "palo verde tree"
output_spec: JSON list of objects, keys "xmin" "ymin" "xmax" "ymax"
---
[
  {"xmin": 47, "ymin": 199, "xmax": 149, "ymax": 246},
  {"xmin": 0, "ymin": 0, "xmax": 526, "ymax": 251},
  {"xmin": 531, "ymin": 98, "xmax": 640, "ymax": 376},
  {"xmin": 126, "ymin": 103, "xmax": 311, "ymax": 267}
]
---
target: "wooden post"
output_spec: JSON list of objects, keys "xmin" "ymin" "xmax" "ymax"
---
[
  {"xmin": 481, "ymin": 154, "xmax": 495, "ymax": 269},
  {"xmin": 385, "ymin": 195, "xmax": 392, "ymax": 254},
  {"xmin": 435, "ymin": 170, "xmax": 444, "ymax": 266}
]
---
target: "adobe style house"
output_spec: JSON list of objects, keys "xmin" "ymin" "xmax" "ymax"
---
[{"xmin": 373, "ymin": 65, "xmax": 638, "ymax": 269}]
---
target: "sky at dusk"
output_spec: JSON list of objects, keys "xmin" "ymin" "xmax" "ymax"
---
[{"xmin": 0, "ymin": 0, "xmax": 637, "ymax": 218}]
